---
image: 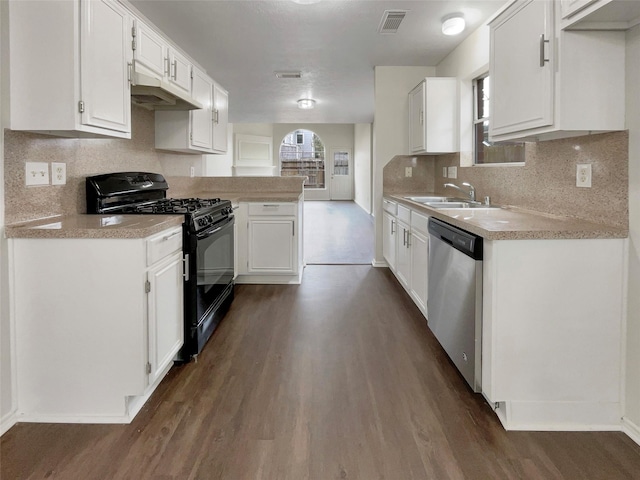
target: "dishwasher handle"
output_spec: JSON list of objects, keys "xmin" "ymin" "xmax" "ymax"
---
[{"xmin": 428, "ymin": 217, "xmax": 483, "ymax": 260}]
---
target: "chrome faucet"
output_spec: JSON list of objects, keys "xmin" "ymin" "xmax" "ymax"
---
[{"xmin": 444, "ymin": 182, "xmax": 476, "ymax": 202}]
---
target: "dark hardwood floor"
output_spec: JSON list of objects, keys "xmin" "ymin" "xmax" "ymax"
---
[
  {"xmin": 304, "ymin": 201, "xmax": 374, "ymax": 265},
  {"xmin": 2, "ymin": 265, "xmax": 640, "ymax": 479}
]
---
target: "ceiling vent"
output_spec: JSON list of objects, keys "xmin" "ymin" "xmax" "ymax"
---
[
  {"xmin": 378, "ymin": 10, "xmax": 407, "ymax": 34},
  {"xmin": 275, "ymin": 71, "xmax": 302, "ymax": 79}
]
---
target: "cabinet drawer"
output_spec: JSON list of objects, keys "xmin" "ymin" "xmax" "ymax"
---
[
  {"xmin": 248, "ymin": 203, "xmax": 296, "ymax": 216},
  {"xmin": 397, "ymin": 204, "xmax": 411, "ymax": 223},
  {"xmin": 383, "ymin": 198, "xmax": 397, "ymax": 215},
  {"xmin": 147, "ymin": 227, "xmax": 183, "ymax": 266},
  {"xmin": 411, "ymin": 211, "xmax": 430, "ymax": 235}
]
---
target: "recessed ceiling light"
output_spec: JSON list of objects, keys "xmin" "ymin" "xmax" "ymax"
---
[
  {"xmin": 297, "ymin": 98, "xmax": 316, "ymax": 109},
  {"xmin": 291, "ymin": 0, "xmax": 321, "ymax": 4},
  {"xmin": 442, "ymin": 14, "xmax": 465, "ymax": 36}
]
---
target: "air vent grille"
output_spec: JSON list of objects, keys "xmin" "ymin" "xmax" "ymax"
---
[
  {"xmin": 378, "ymin": 10, "xmax": 407, "ymax": 34},
  {"xmin": 275, "ymin": 71, "xmax": 302, "ymax": 79}
]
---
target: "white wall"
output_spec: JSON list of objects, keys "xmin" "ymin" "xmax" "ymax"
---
[
  {"xmin": 436, "ymin": 25, "xmax": 490, "ymax": 166},
  {"xmin": 354, "ymin": 123, "xmax": 372, "ymax": 214},
  {"xmin": 625, "ymin": 24, "xmax": 640, "ymax": 441},
  {"xmin": 372, "ymin": 66, "xmax": 435, "ymax": 263},
  {"xmin": 272, "ymin": 123, "xmax": 355, "ymax": 201},
  {"xmin": 1, "ymin": 0, "xmax": 16, "ymax": 434}
]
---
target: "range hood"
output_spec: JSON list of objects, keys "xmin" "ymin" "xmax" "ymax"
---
[{"xmin": 130, "ymin": 67, "xmax": 203, "ymax": 111}]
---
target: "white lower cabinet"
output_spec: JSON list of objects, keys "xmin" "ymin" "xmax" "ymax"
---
[
  {"xmin": 382, "ymin": 211, "xmax": 397, "ymax": 271},
  {"xmin": 10, "ymin": 226, "xmax": 184, "ymax": 423},
  {"xmin": 235, "ymin": 201, "xmax": 304, "ymax": 284},
  {"xmin": 395, "ymin": 219, "xmax": 411, "ymax": 289},
  {"xmin": 483, "ymin": 237, "xmax": 626, "ymax": 430},
  {"xmin": 383, "ymin": 199, "xmax": 429, "ymax": 318},
  {"xmin": 409, "ymin": 228, "xmax": 429, "ymax": 314},
  {"xmin": 147, "ymin": 250, "xmax": 184, "ymax": 386}
]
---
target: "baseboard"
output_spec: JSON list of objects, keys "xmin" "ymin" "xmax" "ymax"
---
[
  {"xmin": 1, "ymin": 410, "xmax": 18, "ymax": 436},
  {"xmin": 495, "ymin": 400, "xmax": 623, "ymax": 431},
  {"xmin": 235, "ymin": 271, "xmax": 303, "ymax": 285},
  {"xmin": 622, "ymin": 417, "xmax": 640, "ymax": 446},
  {"xmin": 371, "ymin": 259, "xmax": 387, "ymax": 267}
]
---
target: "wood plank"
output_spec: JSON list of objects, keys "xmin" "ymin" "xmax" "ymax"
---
[{"xmin": 2, "ymin": 266, "xmax": 640, "ymax": 479}]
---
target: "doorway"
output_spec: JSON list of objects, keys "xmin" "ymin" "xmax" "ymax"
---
[{"xmin": 330, "ymin": 148, "xmax": 353, "ymax": 201}]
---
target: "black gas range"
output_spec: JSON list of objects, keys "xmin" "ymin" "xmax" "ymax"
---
[{"xmin": 86, "ymin": 172, "xmax": 234, "ymax": 361}]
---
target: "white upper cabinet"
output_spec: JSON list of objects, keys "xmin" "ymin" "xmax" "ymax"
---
[
  {"xmin": 408, "ymin": 78, "xmax": 457, "ymax": 154},
  {"xmin": 212, "ymin": 83, "xmax": 229, "ymax": 153},
  {"xmin": 560, "ymin": 0, "xmax": 640, "ymax": 30},
  {"xmin": 489, "ymin": 0, "xmax": 626, "ymax": 142},
  {"xmin": 155, "ymin": 72, "xmax": 229, "ymax": 154},
  {"xmin": 191, "ymin": 68, "xmax": 215, "ymax": 151},
  {"xmin": 167, "ymin": 48, "xmax": 192, "ymax": 96},
  {"xmin": 9, "ymin": 0, "xmax": 132, "ymax": 139},
  {"xmin": 133, "ymin": 19, "xmax": 168, "ymax": 79}
]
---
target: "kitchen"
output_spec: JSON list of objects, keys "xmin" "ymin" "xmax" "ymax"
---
[{"xmin": 1, "ymin": 0, "xmax": 640, "ymax": 477}]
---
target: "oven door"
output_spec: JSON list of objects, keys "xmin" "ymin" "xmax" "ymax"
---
[{"xmin": 195, "ymin": 215, "xmax": 234, "ymax": 325}]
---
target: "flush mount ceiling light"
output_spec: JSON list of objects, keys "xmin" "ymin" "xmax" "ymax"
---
[
  {"xmin": 297, "ymin": 98, "xmax": 316, "ymax": 109},
  {"xmin": 291, "ymin": 0, "xmax": 321, "ymax": 4},
  {"xmin": 441, "ymin": 14, "xmax": 465, "ymax": 36}
]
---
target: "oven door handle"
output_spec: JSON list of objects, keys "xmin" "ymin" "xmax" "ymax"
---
[
  {"xmin": 196, "ymin": 217, "xmax": 232, "ymax": 239},
  {"xmin": 183, "ymin": 253, "xmax": 190, "ymax": 282}
]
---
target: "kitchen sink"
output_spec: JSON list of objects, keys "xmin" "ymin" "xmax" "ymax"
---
[
  {"xmin": 405, "ymin": 196, "xmax": 465, "ymax": 203},
  {"xmin": 426, "ymin": 201, "xmax": 501, "ymax": 210}
]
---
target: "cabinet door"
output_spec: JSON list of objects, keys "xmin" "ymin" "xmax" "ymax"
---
[
  {"xmin": 490, "ymin": 0, "xmax": 553, "ymax": 137},
  {"xmin": 168, "ymin": 49, "xmax": 192, "ymax": 95},
  {"xmin": 409, "ymin": 82, "xmax": 426, "ymax": 153},
  {"xmin": 147, "ymin": 251, "xmax": 184, "ymax": 386},
  {"xmin": 80, "ymin": 0, "xmax": 131, "ymax": 133},
  {"xmin": 190, "ymin": 68, "xmax": 214, "ymax": 150},
  {"xmin": 410, "ymin": 230, "xmax": 429, "ymax": 315},
  {"xmin": 395, "ymin": 221, "xmax": 411, "ymax": 289},
  {"xmin": 382, "ymin": 212, "xmax": 397, "ymax": 270},
  {"xmin": 134, "ymin": 19, "xmax": 168, "ymax": 79},
  {"xmin": 212, "ymin": 83, "xmax": 229, "ymax": 153},
  {"xmin": 248, "ymin": 219, "xmax": 297, "ymax": 274}
]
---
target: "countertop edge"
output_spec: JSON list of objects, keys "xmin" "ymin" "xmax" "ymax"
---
[
  {"xmin": 5, "ymin": 215, "xmax": 185, "ymax": 240},
  {"xmin": 385, "ymin": 194, "xmax": 629, "ymax": 241}
]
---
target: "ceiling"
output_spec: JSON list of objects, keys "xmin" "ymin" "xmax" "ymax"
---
[{"xmin": 130, "ymin": 0, "xmax": 506, "ymax": 124}]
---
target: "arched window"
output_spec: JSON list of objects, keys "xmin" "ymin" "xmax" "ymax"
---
[{"xmin": 279, "ymin": 129, "xmax": 325, "ymax": 189}]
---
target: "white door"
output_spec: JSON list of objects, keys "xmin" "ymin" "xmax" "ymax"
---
[{"xmin": 330, "ymin": 148, "xmax": 353, "ymax": 200}]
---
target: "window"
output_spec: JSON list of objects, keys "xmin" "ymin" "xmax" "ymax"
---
[
  {"xmin": 473, "ymin": 75, "xmax": 525, "ymax": 164},
  {"xmin": 280, "ymin": 130, "xmax": 326, "ymax": 189}
]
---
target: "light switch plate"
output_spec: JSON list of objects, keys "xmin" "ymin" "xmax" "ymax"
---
[
  {"xmin": 51, "ymin": 162, "xmax": 66, "ymax": 185},
  {"xmin": 25, "ymin": 162, "xmax": 49, "ymax": 186},
  {"xmin": 190, "ymin": 166, "xmax": 195, "ymax": 177},
  {"xmin": 448, "ymin": 166, "xmax": 457, "ymax": 179},
  {"xmin": 405, "ymin": 166, "xmax": 412, "ymax": 177},
  {"xmin": 443, "ymin": 167, "xmax": 448, "ymax": 177}
]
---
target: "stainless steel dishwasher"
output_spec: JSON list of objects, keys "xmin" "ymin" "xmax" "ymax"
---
[{"xmin": 427, "ymin": 217, "xmax": 483, "ymax": 392}]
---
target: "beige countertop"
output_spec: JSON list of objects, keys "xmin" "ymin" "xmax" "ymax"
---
[
  {"xmin": 185, "ymin": 191, "xmax": 303, "ymax": 206},
  {"xmin": 5, "ymin": 214, "xmax": 185, "ymax": 239},
  {"xmin": 386, "ymin": 194, "xmax": 628, "ymax": 241}
]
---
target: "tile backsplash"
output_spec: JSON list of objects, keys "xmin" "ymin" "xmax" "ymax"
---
[
  {"xmin": 3, "ymin": 106, "xmax": 198, "ymax": 224},
  {"xmin": 384, "ymin": 131, "xmax": 628, "ymax": 229}
]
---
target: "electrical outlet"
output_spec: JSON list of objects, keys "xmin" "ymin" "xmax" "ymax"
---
[
  {"xmin": 25, "ymin": 162, "xmax": 49, "ymax": 186},
  {"xmin": 190, "ymin": 166, "xmax": 195, "ymax": 178},
  {"xmin": 405, "ymin": 166, "xmax": 412, "ymax": 177},
  {"xmin": 576, "ymin": 163, "xmax": 592, "ymax": 188},
  {"xmin": 443, "ymin": 167, "xmax": 448, "ymax": 177},
  {"xmin": 448, "ymin": 166, "xmax": 457, "ymax": 179},
  {"xmin": 51, "ymin": 162, "xmax": 66, "ymax": 185}
]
